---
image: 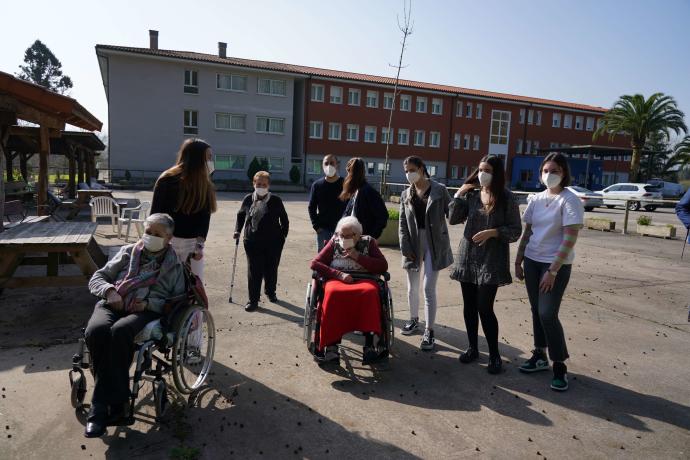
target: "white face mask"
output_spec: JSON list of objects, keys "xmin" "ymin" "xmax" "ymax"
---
[
  {"xmin": 207, "ymin": 160, "xmax": 215, "ymax": 175},
  {"xmin": 255, "ymin": 186, "xmax": 269, "ymax": 197},
  {"xmin": 142, "ymin": 234, "xmax": 166, "ymax": 252},
  {"xmin": 339, "ymin": 237, "xmax": 355, "ymax": 249},
  {"xmin": 406, "ymin": 171, "xmax": 420, "ymax": 185},
  {"xmin": 478, "ymin": 171, "xmax": 493, "ymax": 187},
  {"xmin": 323, "ymin": 165, "xmax": 337, "ymax": 177},
  {"xmin": 542, "ymin": 172, "xmax": 562, "ymax": 189}
]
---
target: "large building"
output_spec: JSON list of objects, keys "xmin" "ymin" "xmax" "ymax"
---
[{"xmin": 96, "ymin": 31, "xmax": 630, "ymax": 188}]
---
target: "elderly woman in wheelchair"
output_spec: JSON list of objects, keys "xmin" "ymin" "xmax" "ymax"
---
[
  {"xmin": 306, "ymin": 216, "xmax": 393, "ymax": 366},
  {"xmin": 76, "ymin": 213, "xmax": 214, "ymax": 438}
]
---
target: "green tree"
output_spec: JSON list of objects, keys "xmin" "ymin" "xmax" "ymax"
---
[
  {"xmin": 640, "ymin": 133, "xmax": 690, "ymax": 182},
  {"xmin": 593, "ymin": 93, "xmax": 687, "ymax": 182},
  {"xmin": 289, "ymin": 165, "xmax": 301, "ymax": 184},
  {"xmin": 17, "ymin": 40, "xmax": 73, "ymax": 94},
  {"xmin": 246, "ymin": 157, "xmax": 269, "ymax": 182}
]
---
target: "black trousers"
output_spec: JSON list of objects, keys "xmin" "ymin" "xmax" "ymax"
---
[
  {"xmin": 244, "ymin": 239, "xmax": 284, "ymax": 304},
  {"xmin": 460, "ymin": 282, "xmax": 500, "ymax": 357},
  {"xmin": 85, "ymin": 301, "xmax": 160, "ymax": 405}
]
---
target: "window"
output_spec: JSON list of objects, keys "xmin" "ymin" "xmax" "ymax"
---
[
  {"xmin": 215, "ymin": 113, "xmax": 246, "ymax": 131},
  {"xmin": 309, "ymin": 121, "xmax": 323, "ymax": 139},
  {"xmin": 454, "ymin": 133, "xmax": 461, "ymax": 149},
  {"xmin": 519, "ymin": 108, "xmax": 525, "ymax": 124},
  {"xmin": 586, "ymin": 117, "xmax": 595, "ymax": 131},
  {"xmin": 473, "ymin": 135, "xmax": 480, "ymax": 151},
  {"xmin": 476, "ymin": 103, "xmax": 483, "ymax": 119},
  {"xmin": 520, "ymin": 169, "xmax": 534, "ymax": 183},
  {"xmin": 184, "ymin": 70, "xmax": 198, "ymax": 94},
  {"xmin": 399, "ymin": 94, "xmax": 411, "ymax": 111},
  {"xmin": 414, "ymin": 130, "xmax": 425, "ymax": 146},
  {"xmin": 525, "ymin": 140, "xmax": 532, "ymax": 154},
  {"xmin": 306, "ymin": 159, "xmax": 321, "ymax": 174},
  {"xmin": 329, "ymin": 86, "xmax": 343, "ymax": 104},
  {"xmin": 377, "ymin": 162, "xmax": 392, "ymax": 175},
  {"xmin": 255, "ymin": 156, "xmax": 284, "ymax": 172},
  {"xmin": 549, "ymin": 142, "xmax": 559, "ymax": 149},
  {"xmin": 465, "ymin": 102, "xmax": 473, "ymax": 118},
  {"xmin": 366, "ymin": 161, "xmax": 376, "ymax": 176},
  {"xmin": 215, "ymin": 154, "xmax": 246, "ymax": 170},
  {"xmin": 451, "ymin": 165, "xmax": 458, "ymax": 179},
  {"xmin": 258, "ymin": 78, "xmax": 287, "ymax": 96},
  {"xmin": 516, "ymin": 139, "xmax": 523, "ymax": 154},
  {"xmin": 563, "ymin": 114, "xmax": 572, "ymax": 129},
  {"xmin": 432, "ymin": 98, "xmax": 443, "ymax": 115},
  {"xmin": 456, "ymin": 100, "xmax": 463, "ymax": 117},
  {"xmin": 328, "ymin": 123, "xmax": 341, "ymax": 140},
  {"xmin": 459, "ymin": 166, "xmax": 468, "ymax": 178},
  {"xmin": 256, "ymin": 116, "xmax": 285, "ymax": 134},
  {"xmin": 398, "ymin": 128, "xmax": 409, "ymax": 145},
  {"xmin": 574, "ymin": 116, "xmax": 584, "ymax": 130},
  {"xmin": 311, "ymin": 84, "xmax": 324, "ymax": 102},
  {"xmin": 528, "ymin": 109, "xmax": 534, "ymax": 125},
  {"xmin": 381, "ymin": 127, "xmax": 393, "ymax": 144},
  {"xmin": 533, "ymin": 140, "xmax": 540, "ymax": 154},
  {"xmin": 416, "ymin": 97, "xmax": 427, "ymax": 113},
  {"xmin": 427, "ymin": 165, "xmax": 437, "ymax": 177},
  {"xmin": 489, "ymin": 110, "xmax": 511, "ymax": 145},
  {"xmin": 429, "ymin": 131, "xmax": 441, "ymax": 148},
  {"xmin": 348, "ymin": 88, "xmax": 361, "ymax": 106},
  {"xmin": 463, "ymin": 134, "xmax": 470, "ymax": 150},
  {"xmin": 536, "ymin": 111, "xmax": 542, "ymax": 126},
  {"xmin": 346, "ymin": 124, "xmax": 359, "ymax": 142},
  {"xmin": 183, "ymin": 110, "xmax": 198, "ymax": 134},
  {"xmin": 552, "ymin": 113, "xmax": 561, "ymax": 128},
  {"xmin": 383, "ymin": 92, "xmax": 394, "ymax": 109},
  {"xmin": 366, "ymin": 90, "xmax": 378, "ymax": 108},
  {"xmin": 216, "ymin": 73, "xmax": 247, "ymax": 92},
  {"xmin": 364, "ymin": 125, "xmax": 377, "ymax": 143}
]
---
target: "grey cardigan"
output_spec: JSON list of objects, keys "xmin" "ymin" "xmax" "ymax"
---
[
  {"xmin": 88, "ymin": 244, "xmax": 186, "ymax": 314},
  {"xmin": 399, "ymin": 180, "xmax": 454, "ymax": 271}
]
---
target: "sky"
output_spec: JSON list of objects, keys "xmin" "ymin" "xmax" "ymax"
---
[{"xmin": 1, "ymin": 0, "xmax": 689, "ymax": 139}]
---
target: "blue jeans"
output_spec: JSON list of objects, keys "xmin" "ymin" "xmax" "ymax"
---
[
  {"xmin": 316, "ymin": 229, "xmax": 333, "ymax": 252},
  {"xmin": 523, "ymin": 257, "xmax": 572, "ymax": 362}
]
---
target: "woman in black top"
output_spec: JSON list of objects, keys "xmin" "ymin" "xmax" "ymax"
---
[
  {"xmin": 449, "ymin": 155, "xmax": 521, "ymax": 374},
  {"xmin": 340, "ymin": 157, "xmax": 388, "ymax": 240},
  {"xmin": 234, "ymin": 171, "xmax": 289, "ymax": 312},
  {"xmin": 308, "ymin": 154, "xmax": 345, "ymax": 252},
  {"xmin": 151, "ymin": 138, "xmax": 217, "ymax": 280}
]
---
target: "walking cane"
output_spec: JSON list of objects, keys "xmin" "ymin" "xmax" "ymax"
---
[
  {"xmin": 228, "ymin": 237, "xmax": 240, "ymax": 303},
  {"xmin": 682, "ymin": 228, "xmax": 689, "ymax": 260}
]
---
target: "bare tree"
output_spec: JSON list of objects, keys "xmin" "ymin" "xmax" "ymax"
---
[{"xmin": 381, "ymin": 0, "xmax": 414, "ymax": 196}]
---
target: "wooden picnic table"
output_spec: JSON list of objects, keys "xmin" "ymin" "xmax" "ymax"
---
[{"xmin": 0, "ymin": 221, "xmax": 107, "ymax": 292}]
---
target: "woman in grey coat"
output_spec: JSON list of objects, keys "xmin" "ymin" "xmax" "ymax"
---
[
  {"xmin": 449, "ymin": 155, "xmax": 522, "ymax": 374},
  {"xmin": 399, "ymin": 156, "xmax": 453, "ymax": 351}
]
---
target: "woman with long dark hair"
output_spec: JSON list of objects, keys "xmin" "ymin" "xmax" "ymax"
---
[
  {"xmin": 151, "ymin": 138, "xmax": 217, "ymax": 279},
  {"xmin": 515, "ymin": 152, "xmax": 583, "ymax": 391},
  {"xmin": 399, "ymin": 156, "xmax": 453, "ymax": 351},
  {"xmin": 449, "ymin": 155, "xmax": 521, "ymax": 374},
  {"xmin": 340, "ymin": 158, "xmax": 388, "ymax": 240}
]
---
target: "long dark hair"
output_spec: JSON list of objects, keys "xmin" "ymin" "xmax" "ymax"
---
[
  {"xmin": 339, "ymin": 157, "xmax": 366, "ymax": 201},
  {"xmin": 465, "ymin": 155, "xmax": 506, "ymax": 213},
  {"xmin": 541, "ymin": 152, "xmax": 572, "ymax": 188},
  {"xmin": 403, "ymin": 155, "xmax": 430, "ymax": 178},
  {"xmin": 159, "ymin": 138, "xmax": 217, "ymax": 214}
]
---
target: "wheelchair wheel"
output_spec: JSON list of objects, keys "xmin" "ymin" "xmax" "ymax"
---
[
  {"xmin": 153, "ymin": 379, "xmax": 169, "ymax": 421},
  {"xmin": 303, "ymin": 281, "xmax": 312, "ymax": 342},
  {"xmin": 69, "ymin": 369, "xmax": 87, "ymax": 409},
  {"xmin": 386, "ymin": 286, "xmax": 395, "ymax": 350},
  {"xmin": 172, "ymin": 305, "xmax": 215, "ymax": 394}
]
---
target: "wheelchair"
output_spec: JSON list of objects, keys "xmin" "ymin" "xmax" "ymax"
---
[
  {"xmin": 303, "ymin": 270, "xmax": 394, "ymax": 362},
  {"xmin": 68, "ymin": 261, "xmax": 215, "ymax": 423}
]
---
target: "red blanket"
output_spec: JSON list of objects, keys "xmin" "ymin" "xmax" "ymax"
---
[{"xmin": 318, "ymin": 279, "xmax": 382, "ymax": 351}]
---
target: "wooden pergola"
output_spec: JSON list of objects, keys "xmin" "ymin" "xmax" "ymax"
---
[{"xmin": 0, "ymin": 70, "xmax": 102, "ymax": 228}]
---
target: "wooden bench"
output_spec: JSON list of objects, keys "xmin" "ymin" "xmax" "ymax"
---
[
  {"xmin": 5, "ymin": 181, "xmax": 33, "ymax": 202},
  {"xmin": 3, "ymin": 200, "xmax": 50, "ymax": 229}
]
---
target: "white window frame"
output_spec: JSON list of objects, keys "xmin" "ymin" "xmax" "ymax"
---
[
  {"xmin": 489, "ymin": 110, "xmax": 511, "ymax": 145},
  {"xmin": 451, "ymin": 165, "xmax": 458, "ymax": 179},
  {"xmin": 398, "ymin": 128, "xmax": 409, "ymax": 145},
  {"xmin": 215, "ymin": 154, "xmax": 246, "ymax": 171},
  {"xmin": 563, "ymin": 114, "xmax": 572, "ymax": 129},
  {"xmin": 463, "ymin": 134, "xmax": 470, "ymax": 150},
  {"xmin": 429, "ymin": 131, "xmax": 441, "ymax": 148},
  {"xmin": 465, "ymin": 102, "xmax": 473, "ymax": 118},
  {"xmin": 416, "ymin": 97, "xmax": 427, "ymax": 113},
  {"xmin": 348, "ymin": 88, "xmax": 361, "ymax": 106},
  {"xmin": 413, "ymin": 130, "xmax": 425, "ymax": 146},
  {"xmin": 552, "ymin": 113, "xmax": 561, "ymax": 128},
  {"xmin": 575, "ymin": 115, "xmax": 584, "ymax": 130},
  {"xmin": 383, "ymin": 92, "xmax": 394, "ymax": 110},
  {"xmin": 330, "ymin": 86, "xmax": 343, "ymax": 104},
  {"xmin": 366, "ymin": 90, "xmax": 379, "ymax": 108},
  {"xmin": 456, "ymin": 100, "xmax": 463, "ymax": 117},
  {"xmin": 215, "ymin": 112, "xmax": 246, "ymax": 132},
  {"xmin": 400, "ymin": 94, "xmax": 411, "ymax": 112},
  {"xmin": 525, "ymin": 140, "xmax": 532, "ymax": 154},
  {"xmin": 476, "ymin": 103, "xmax": 483, "ymax": 119},
  {"xmin": 346, "ymin": 124, "xmax": 360, "ymax": 142},
  {"xmin": 381, "ymin": 127, "xmax": 394, "ymax": 144},
  {"xmin": 364, "ymin": 125, "xmax": 377, "ymax": 143},
  {"xmin": 473, "ymin": 135, "xmax": 480, "ymax": 151},
  {"xmin": 519, "ymin": 108, "xmax": 525, "ymax": 124},
  {"xmin": 306, "ymin": 159, "xmax": 321, "ymax": 175},
  {"xmin": 586, "ymin": 116, "xmax": 595, "ymax": 131},
  {"xmin": 184, "ymin": 70, "xmax": 198, "ymax": 94},
  {"xmin": 257, "ymin": 78, "xmax": 287, "ymax": 97},
  {"xmin": 309, "ymin": 121, "xmax": 323, "ymax": 139},
  {"xmin": 533, "ymin": 140, "xmax": 540, "ymax": 153},
  {"xmin": 516, "ymin": 139, "xmax": 523, "ymax": 154},
  {"xmin": 255, "ymin": 116, "xmax": 285, "ymax": 135},
  {"xmin": 432, "ymin": 98, "xmax": 443, "ymax": 115},
  {"xmin": 328, "ymin": 122, "xmax": 342, "ymax": 140},
  {"xmin": 528, "ymin": 109, "xmax": 534, "ymax": 125},
  {"xmin": 454, "ymin": 133, "xmax": 461, "ymax": 150},
  {"xmin": 536, "ymin": 110, "xmax": 542, "ymax": 126},
  {"xmin": 183, "ymin": 109, "xmax": 198, "ymax": 135},
  {"xmin": 310, "ymin": 84, "xmax": 325, "ymax": 102},
  {"xmin": 216, "ymin": 73, "xmax": 248, "ymax": 92}
]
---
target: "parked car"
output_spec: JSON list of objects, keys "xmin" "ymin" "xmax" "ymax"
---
[
  {"xmin": 647, "ymin": 179, "xmax": 685, "ymax": 198},
  {"xmin": 600, "ymin": 183, "xmax": 663, "ymax": 211},
  {"xmin": 567, "ymin": 186, "xmax": 603, "ymax": 212}
]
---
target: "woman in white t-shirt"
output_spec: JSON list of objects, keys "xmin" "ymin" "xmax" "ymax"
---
[{"xmin": 514, "ymin": 153, "xmax": 584, "ymax": 392}]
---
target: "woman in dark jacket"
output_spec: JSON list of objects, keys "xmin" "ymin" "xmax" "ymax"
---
[
  {"xmin": 234, "ymin": 170, "xmax": 289, "ymax": 312},
  {"xmin": 449, "ymin": 155, "xmax": 522, "ymax": 374},
  {"xmin": 340, "ymin": 157, "xmax": 388, "ymax": 240},
  {"xmin": 151, "ymin": 138, "xmax": 217, "ymax": 281}
]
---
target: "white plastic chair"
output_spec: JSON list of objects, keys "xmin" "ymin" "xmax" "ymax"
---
[
  {"xmin": 118, "ymin": 201, "xmax": 151, "ymax": 242},
  {"xmin": 89, "ymin": 196, "xmax": 120, "ymax": 233}
]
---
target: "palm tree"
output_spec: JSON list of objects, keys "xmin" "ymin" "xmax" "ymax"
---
[{"xmin": 593, "ymin": 93, "xmax": 687, "ymax": 182}]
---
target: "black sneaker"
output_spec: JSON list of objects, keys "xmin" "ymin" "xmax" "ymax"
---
[
  {"xmin": 267, "ymin": 294, "xmax": 278, "ymax": 303},
  {"xmin": 519, "ymin": 349, "xmax": 549, "ymax": 373},
  {"xmin": 362, "ymin": 346, "xmax": 378, "ymax": 364},
  {"xmin": 420, "ymin": 329, "xmax": 435, "ymax": 351},
  {"xmin": 314, "ymin": 346, "xmax": 340, "ymax": 364},
  {"xmin": 487, "ymin": 355, "xmax": 502, "ymax": 374},
  {"xmin": 459, "ymin": 347, "xmax": 479, "ymax": 364},
  {"xmin": 244, "ymin": 302, "xmax": 258, "ymax": 312},
  {"xmin": 551, "ymin": 361, "xmax": 569, "ymax": 391},
  {"xmin": 401, "ymin": 318, "xmax": 419, "ymax": 336}
]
